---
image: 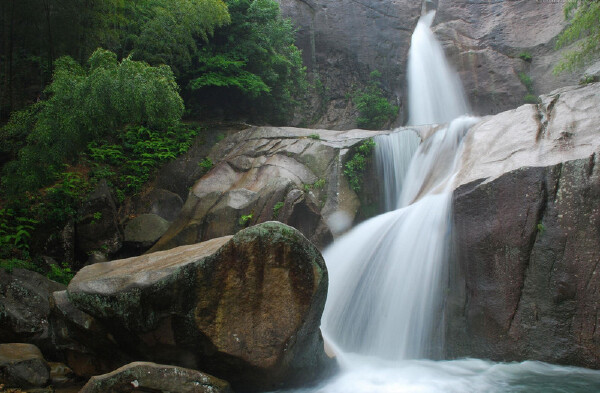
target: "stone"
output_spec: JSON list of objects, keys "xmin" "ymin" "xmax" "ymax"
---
[
  {"xmin": 150, "ymin": 127, "xmax": 389, "ymax": 252},
  {"xmin": 446, "ymin": 83, "xmax": 600, "ymax": 368},
  {"xmin": 67, "ymin": 222, "xmax": 335, "ymax": 391},
  {"xmin": 0, "ymin": 343, "xmax": 50, "ymax": 388},
  {"xmin": 48, "ymin": 291, "xmax": 131, "ymax": 377},
  {"xmin": 0, "ymin": 269, "xmax": 65, "ymax": 355},
  {"xmin": 48, "ymin": 362, "xmax": 75, "ymax": 386},
  {"xmin": 276, "ymin": 0, "xmax": 421, "ymax": 128},
  {"xmin": 79, "ymin": 362, "xmax": 232, "ymax": 393},
  {"xmin": 76, "ymin": 179, "xmax": 122, "ymax": 262},
  {"xmin": 124, "ymin": 188, "xmax": 184, "ymax": 223},
  {"xmin": 123, "ymin": 214, "xmax": 171, "ymax": 249}
]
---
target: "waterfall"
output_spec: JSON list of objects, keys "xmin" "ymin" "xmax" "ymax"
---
[
  {"xmin": 321, "ymin": 10, "xmax": 472, "ymax": 361},
  {"xmin": 272, "ymin": 10, "xmax": 600, "ymax": 393}
]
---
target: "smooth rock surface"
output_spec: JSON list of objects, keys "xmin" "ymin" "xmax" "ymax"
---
[
  {"xmin": 0, "ymin": 343, "xmax": 50, "ymax": 388},
  {"xmin": 123, "ymin": 214, "xmax": 171, "ymax": 247},
  {"xmin": 151, "ymin": 127, "xmax": 390, "ymax": 252},
  {"xmin": 448, "ymin": 83, "xmax": 600, "ymax": 368},
  {"xmin": 68, "ymin": 222, "xmax": 334, "ymax": 391},
  {"xmin": 79, "ymin": 361, "xmax": 232, "ymax": 393}
]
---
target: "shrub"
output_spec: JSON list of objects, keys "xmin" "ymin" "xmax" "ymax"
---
[
  {"xmin": 518, "ymin": 51, "xmax": 532, "ymax": 62},
  {"xmin": 344, "ymin": 139, "xmax": 376, "ymax": 192},
  {"xmin": 353, "ymin": 71, "xmax": 398, "ymax": 130},
  {"xmin": 273, "ymin": 202, "xmax": 284, "ymax": 219}
]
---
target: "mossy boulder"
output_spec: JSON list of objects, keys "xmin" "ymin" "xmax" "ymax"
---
[
  {"xmin": 79, "ymin": 361, "xmax": 232, "ymax": 393},
  {"xmin": 67, "ymin": 222, "xmax": 334, "ymax": 391}
]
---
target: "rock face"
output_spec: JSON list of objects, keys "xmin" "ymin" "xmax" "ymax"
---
[
  {"xmin": 0, "ymin": 343, "xmax": 50, "ymax": 388},
  {"xmin": 79, "ymin": 362, "xmax": 232, "ymax": 393},
  {"xmin": 151, "ymin": 127, "xmax": 388, "ymax": 252},
  {"xmin": 67, "ymin": 222, "xmax": 334, "ymax": 391},
  {"xmin": 277, "ymin": 0, "xmax": 596, "ymax": 128},
  {"xmin": 276, "ymin": 0, "xmax": 420, "ymax": 128},
  {"xmin": 0, "ymin": 269, "xmax": 65, "ymax": 354},
  {"xmin": 49, "ymin": 290, "xmax": 131, "ymax": 377},
  {"xmin": 76, "ymin": 179, "xmax": 123, "ymax": 262},
  {"xmin": 447, "ymin": 83, "xmax": 600, "ymax": 367}
]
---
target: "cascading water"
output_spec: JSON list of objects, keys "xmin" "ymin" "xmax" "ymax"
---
[
  {"xmin": 273, "ymin": 10, "xmax": 600, "ymax": 393},
  {"xmin": 321, "ymin": 10, "xmax": 474, "ymax": 361}
]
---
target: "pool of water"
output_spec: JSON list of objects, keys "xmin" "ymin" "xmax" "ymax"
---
[{"xmin": 274, "ymin": 355, "xmax": 600, "ymax": 393}]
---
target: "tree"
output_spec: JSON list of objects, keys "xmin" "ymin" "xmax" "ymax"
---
[
  {"xmin": 554, "ymin": 0, "xmax": 600, "ymax": 73},
  {"xmin": 187, "ymin": 0, "xmax": 307, "ymax": 123},
  {"xmin": 131, "ymin": 0, "xmax": 230, "ymax": 76},
  {"xmin": 1, "ymin": 48, "xmax": 183, "ymax": 195}
]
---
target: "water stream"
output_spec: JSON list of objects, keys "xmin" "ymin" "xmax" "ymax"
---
[{"xmin": 274, "ymin": 11, "xmax": 600, "ymax": 393}]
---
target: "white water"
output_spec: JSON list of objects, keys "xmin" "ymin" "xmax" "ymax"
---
[{"xmin": 272, "ymin": 10, "xmax": 600, "ymax": 393}]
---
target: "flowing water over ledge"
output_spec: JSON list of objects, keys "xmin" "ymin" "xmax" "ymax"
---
[{"xmin": 273, "ymin": 10, "xmax": 600, "ymax": 393}]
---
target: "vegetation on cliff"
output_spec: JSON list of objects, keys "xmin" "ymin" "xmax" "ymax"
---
[{"xmin": 555, "ymin": 0, "xmax": 600, "ymax": 73}]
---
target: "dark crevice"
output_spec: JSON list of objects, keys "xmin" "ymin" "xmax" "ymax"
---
[
  {"xmin": 553, "ymin": 163, "xmax": 563, "ymax": 203},
  {"xmin": 588, "ymin": 152, "xmax": 596, "ymax": 178},
  {"xmin": 535, "ymin": 93, "xmax": 560, "ymax": 141},
  {"xmin": 508, "ymin": 176, "xmax": 549, "ymax": 332}
]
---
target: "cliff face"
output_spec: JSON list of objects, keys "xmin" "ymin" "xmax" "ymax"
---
[
  {"xmin": 277, "ymin": 0, "xmax": 588, "ymax": 128},
  {"xmin": 276, "ymin": 0, "xmax": 421, "ymax": 129},
  {"xmin": 448, "ymin": 82, "xmax": 600, "ymax": 368}
]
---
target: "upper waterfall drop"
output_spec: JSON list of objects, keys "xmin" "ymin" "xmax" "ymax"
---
[{"xmin": 407, "ymin": 11, "xmax": 469, "ymax": 126}]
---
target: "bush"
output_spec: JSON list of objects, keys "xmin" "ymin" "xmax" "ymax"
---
[
  {"xmin": 353, "ymin": 71, "xmax": 398, "ymax": 130},
  {"xmin": 518, "ymin": 51, "xmax": 532, "ymax": 62},
  {"xmin": 344, "ymin": 139, "xmax": 376, "ymax": 192},
  {"xmin": 554, "ymin": 0, "xmax": 600, "ymax": 73},
  {"xmin": 1, "ymin": 48, "xmax": 184, "ymax": 196}
]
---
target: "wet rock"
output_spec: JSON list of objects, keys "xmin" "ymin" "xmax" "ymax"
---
[
  {"xmin": 49, "ymin": 290, "xmax": 131, "ymax": 377},
  {"xmin": 0, "ymin": 343, "xmax": 50, "ymax": 388},
  {"xmin": 447, "ymin": 83, "xmax": 600, "ymax": 368},
  {"xmin": 127, "ymin": 189, "xmax": 184, "ymax": 223},
  {"xmin": 76, "ymin": 179, "xmax": 122, "ymax": 262},
  {"xmin": 79, "ymin": 361, "xmax": 232, "ymax": 393},
  {"xmin": 67, "ymin": 222, "xmax": 334, "ymax": 391},
  {"xmin": 150, "ymin": 127, "xmax": 388, "ymax": 252},
  {"xmin": 0, "ymin": 269, "xmax": 65, "ymax": 355},
  {"xmin": 48, "ymin": 361, "xmax": 75, "ymax": 387},
  {"xmin": 276, "ymin": 0, "xmax": 420, "ymax": 128}
]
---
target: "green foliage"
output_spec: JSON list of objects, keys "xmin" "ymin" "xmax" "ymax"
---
[
  {"xmin": 188, "ymin": 0, "xmax": 307, "ymax": 123},
  {"xmin": 308, "ymin": 133, "xmax": 321, "ymax": 140},
  {"xmin": 131, "ymin": 0, "xmax": 230, "ymax": 77},
  {"xmin": 272, "ymin": 201, "xmax": 284, "ymax": 219},
  {"xmin": 518, "ymin": 72, "xmax": 533, "ymax": 91},
  {"xmin": 239, "ymin": 213, "xmax": 254, "ymax": 227},
  {"xmin": 353, "ymin": 71, "xmax": 398, "ymax": 130},
  {"xmin": 537, "ymin": 222, "xmax": 546, "ymax": 235},
  {"xmin": 88, "ymin": 124, "xmax": 200, "ymax": 195},
  {"xmin": 523, "ymin": 94, "xmax": 540, "ymax": 104},
  {"xmin": 46, "ymin": 262, "xmax": 75, "ymax": 285},
  {"xmin": 555, "ymin": 0, "xmax": 600, "ymax": 73},
  {"xmin": 518, "ymin": 72, "xmax": 538, "ymax": 104},
  {"xmin": 1, "ymin": 49, "xmax": 184, "ymax": 196},
  {"xmin": 313, "ymin": 178, "xmax": 326, "ymax": 189},
  {"xmin": 199, "ymin": 158, "xmax": 214, "ymax": 170},
  {"xmin": 0, "ymin": 258, "xmax": 42, "ymax": 274},
  {"xmin": 344, "ymin": 139, "xmax": 376, "ymax": 193},
  {"xmin": 0, "ymin": 209, "xmax": 37, "ymax": 258},
  {"xmin": 580, "ymin": 74, "xmax": 598, "ymax": 84},
  {"xmin": 518, "ymin": 51, "xmax": 532, "ymax": 62}
]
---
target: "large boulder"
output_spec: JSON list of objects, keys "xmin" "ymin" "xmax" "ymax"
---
[
  {"xmin": 0, "ymin": 343, "xmax": 50, "ymax": 388},
  {"xmin": 67, "ymin": 222, "xmax": 334, "ymax": 391},
  {"xmin": 79, "ymin": 362, "xmax": 232, "ymax": 393},
  {"xmin": 151, "ymin": 127, "xmax": 389, "ymax": 252},
  {"xmin": 0, "ymin": 268, "xmax": 65, "ymax": 355},
  {"xmin": 49, "ymin": 290, "xmax": 131, "ymax": 377},
  {"xmin": 447, "ymin": 83, "xmax": 600, "ymax": 367}
]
